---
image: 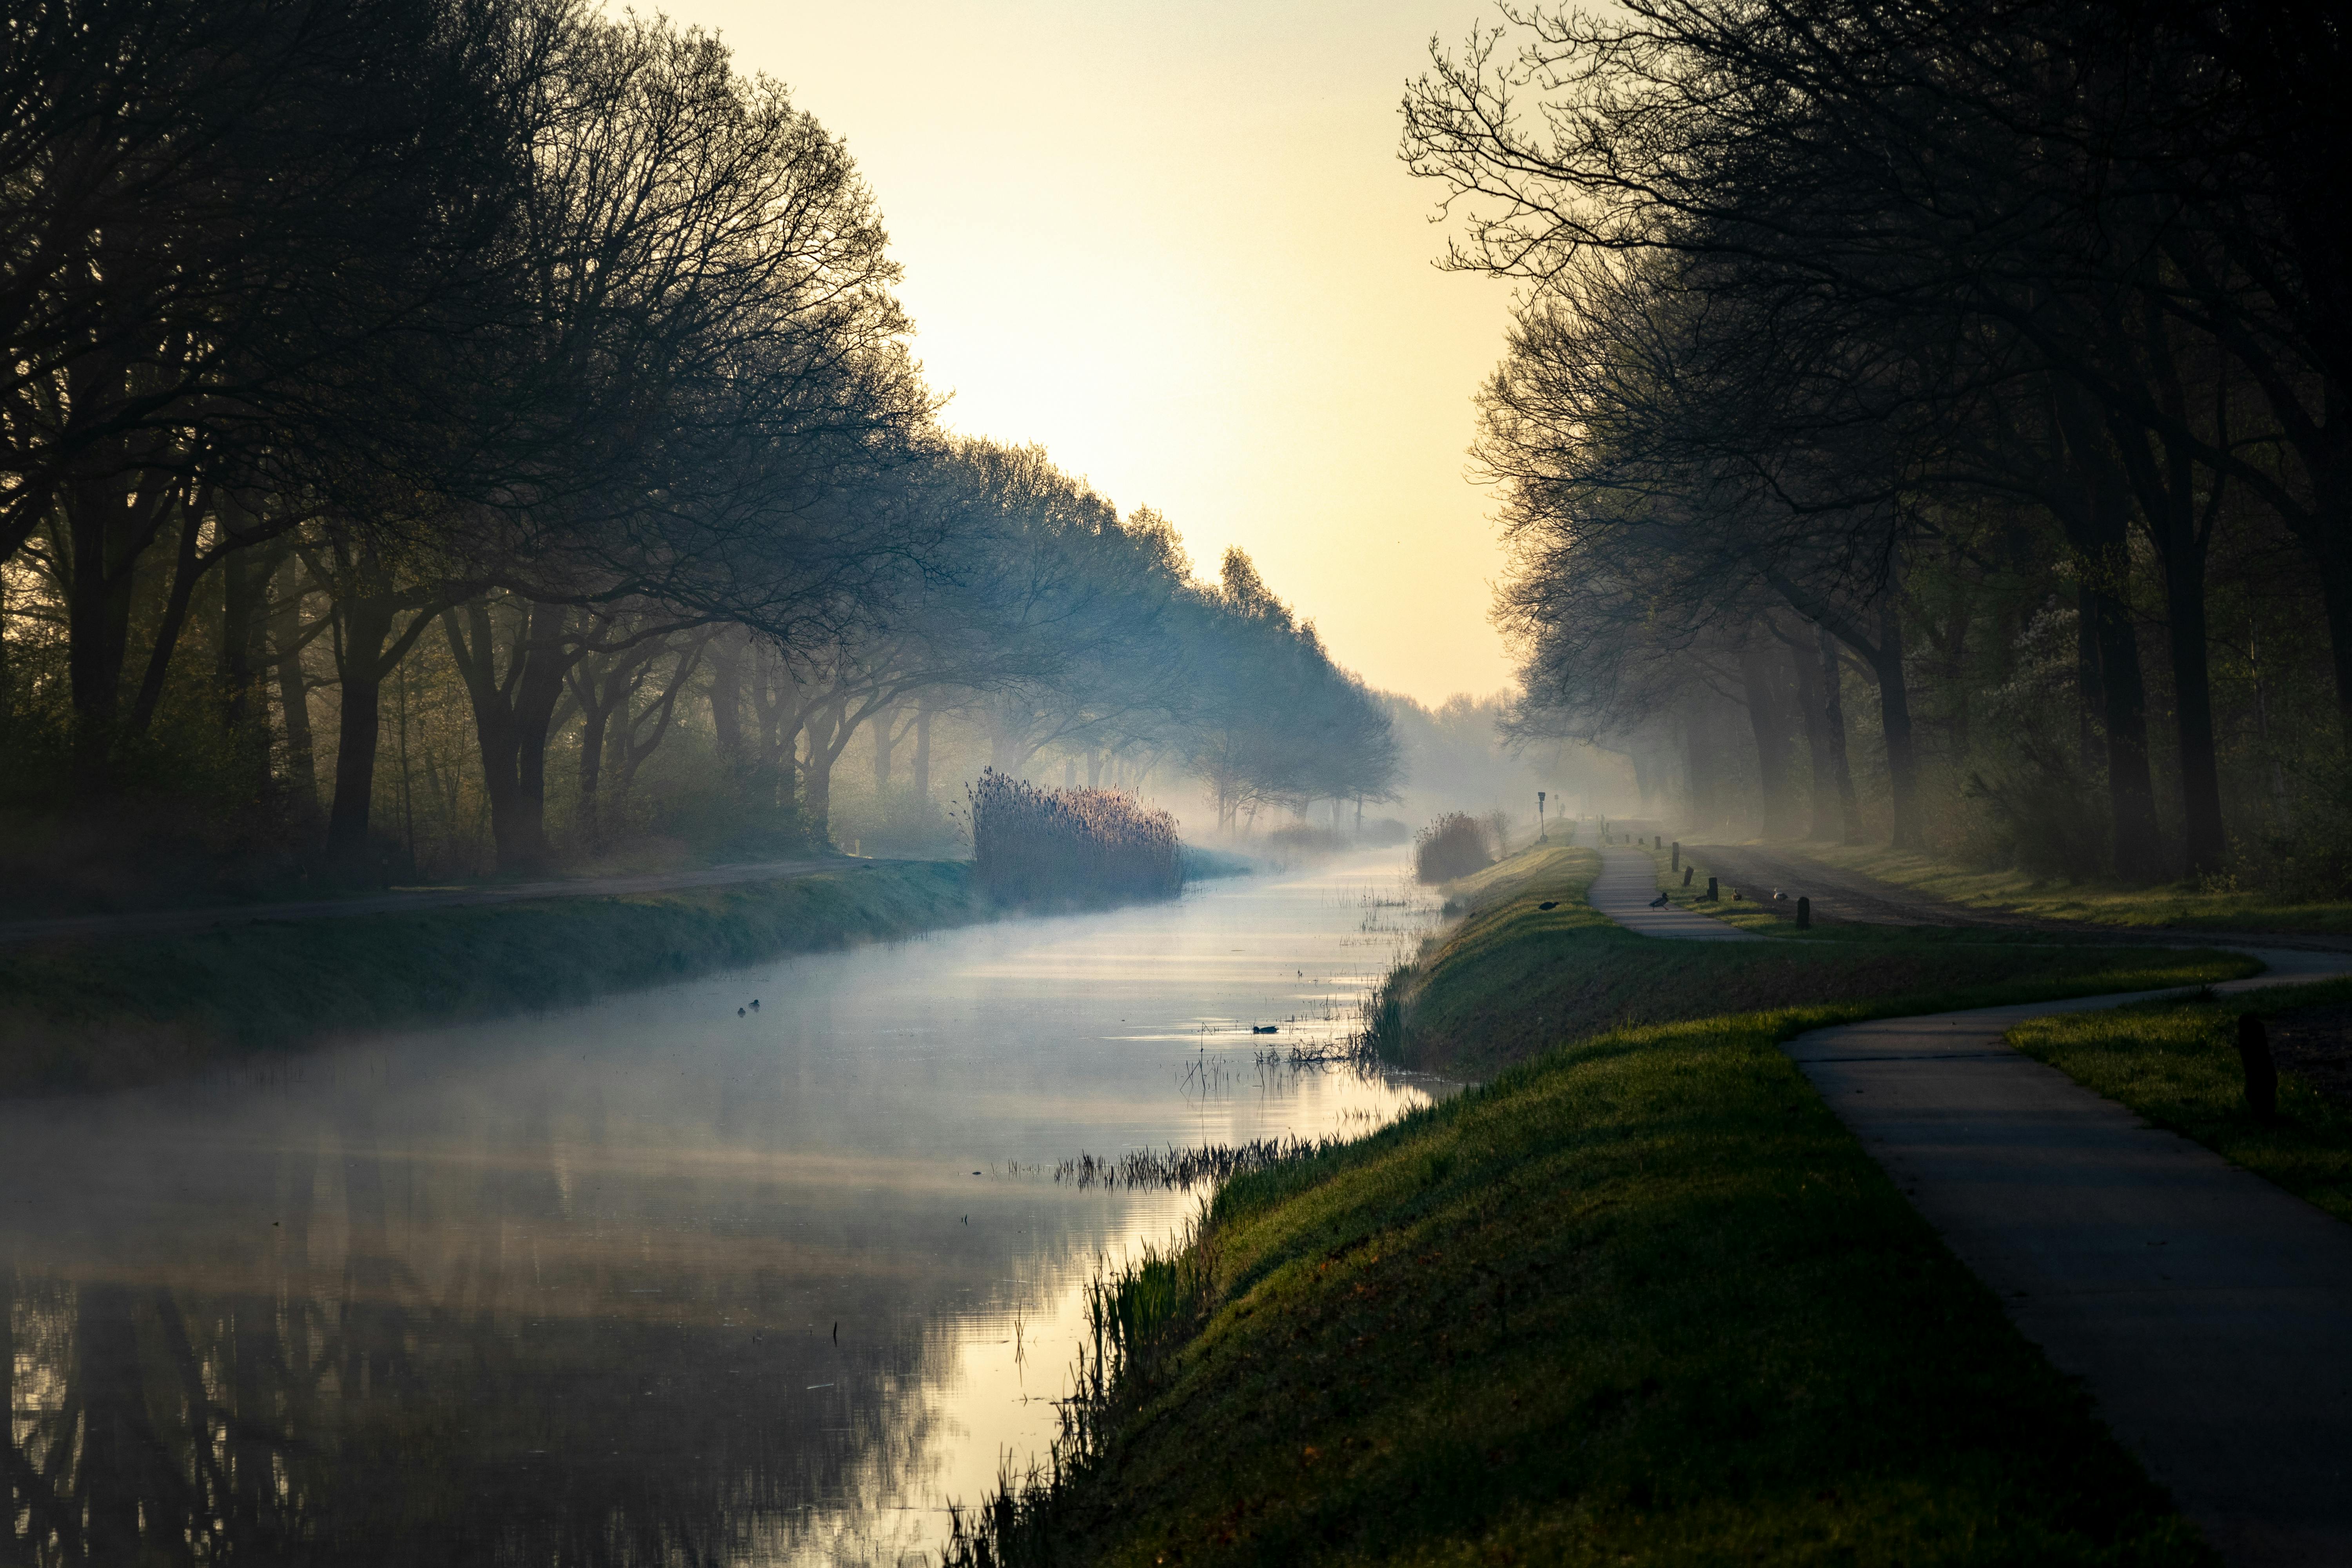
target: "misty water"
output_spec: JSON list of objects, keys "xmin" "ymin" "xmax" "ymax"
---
[{"xmin": 0, "ymin": 849, "xmax": 1447, "ymax": 1566}]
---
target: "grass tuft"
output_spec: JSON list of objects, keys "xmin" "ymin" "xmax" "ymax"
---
[{"xmin": 2009, "ymin": 981, "xmax": 2352, "ymax": 1223}]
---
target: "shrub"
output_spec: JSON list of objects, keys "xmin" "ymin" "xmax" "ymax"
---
[
  {"xmin": 1414, "ymin": 811, "xmax": 1492, "ymax": 884},
  {"xmin": 967, "ymin": 770, "xmax": 1182, "ymax": 904},
  {"xmin": 1263, "ymin": 823, "xmax": 1346, "ymax": 856}
]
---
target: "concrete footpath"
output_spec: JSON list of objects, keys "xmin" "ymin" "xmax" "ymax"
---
[
  {"xmin": 1586, "ymin": 842, "xmax": 1763, "ymax": 940},
  {"xmin": 1592, "ymin": 847, "xmax": 2352, "ymax": 1566}
]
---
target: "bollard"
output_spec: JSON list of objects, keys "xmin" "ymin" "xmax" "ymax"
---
[
  {"xmin": 1682, "ymin": 866, "xmax": 1693, "ymax": 887},
  {"xmin": 1654, "ymin": 834, "xmax": 1662, "ymax": 849},
  {"xmin": 1797, "ymin": 895, "xmax": 1810, "ymax": 929},
  {"xmin": 2236, "ymin": 1013, "xmax": 2278, "ymax": 1120},
  {"xmin": 1671, "ymin": 842, "xmax": 1681, "ymax": 872},
  {"xmin": 1706, "ymin": 875, "xmax": 1718, "ymax": 901}
]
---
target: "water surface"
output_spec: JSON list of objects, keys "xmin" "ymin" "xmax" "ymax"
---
[{"xmin": 1, "ymin": 849, "xmax": 1445, "ymax": 1565}]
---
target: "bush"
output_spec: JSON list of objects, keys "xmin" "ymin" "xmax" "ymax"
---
[
  {"xmin": 1414, "ymin": 811, "xmax": 1492, "ymax": 884},
  {"xmin": 1263, "ymin": 823, "xmax": 1346, "ymax": 856},
  {"xmin": 967, "ymin": 770, "xmax": 1181, "ymax": 904}
]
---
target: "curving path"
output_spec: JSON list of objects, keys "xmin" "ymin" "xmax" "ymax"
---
[{"xmin": 1593, "ymin": 846, "xmax": 2352, "ymax": 1567}]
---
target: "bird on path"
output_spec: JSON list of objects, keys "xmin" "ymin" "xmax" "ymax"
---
[{"xmin": 1649, "ymin": 892, "xmax": 1670, "ymax": 909}]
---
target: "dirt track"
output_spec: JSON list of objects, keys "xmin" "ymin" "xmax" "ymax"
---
[
  {"xmin": 1683, "ymin": 842, "xmax": 2352, "ymax": 952},
  {"xmin": 1684, "ymin": 843, "xmax": 2036, "ymax": 929}
]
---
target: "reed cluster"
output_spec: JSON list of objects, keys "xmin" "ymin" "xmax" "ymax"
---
[
  {"xmin": 1413, "ymin": 809, "xmax": 1492, "ymax": 884},
  {"xmin": 967, "ymin": 769, "xmax": 1181, "ymax": 904},
  {"xmin": 1053, "ymin": 1133, "xmax": 1347, "ymax": 1191}
]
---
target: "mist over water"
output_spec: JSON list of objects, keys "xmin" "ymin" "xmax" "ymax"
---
[{"xmin": 0, "ymin": 851, "xmax": 1445, "ymax": 1565}]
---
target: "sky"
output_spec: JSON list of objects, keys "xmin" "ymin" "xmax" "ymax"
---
[{"xmin": 657, "ymin": 0, "xmax": 1520, "ymax": 706}]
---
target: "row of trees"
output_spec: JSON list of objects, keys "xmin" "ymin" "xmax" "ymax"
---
[
  {"xmin": 0, "ymin": 0, "xmax": 1397, "ymax": 898},
  {"xmin": 1410, "ymin": 0, "xmax": 2348, "ymax": 885}
]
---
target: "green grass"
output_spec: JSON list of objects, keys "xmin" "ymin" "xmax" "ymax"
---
[
  {"xmin": 1799, "ymin": 842, "xmax": 2352, "ymax": 933},
  {"xmin": 960, "ymin": 1020, "xmax": 2221, "ymax": 1561},
  {"xmin": 0, "ymin": 860, "xmax": 984, "ymax": 1092},
  {"xmin": 944, "ymin": 843, "xmax": 2263, "ymax": 1565},
  {"xmin": 1380, "ymin": 845, "xmax": 2258, "ymax": 1076},
  {"xmin": 2009, "ymin": 982, "xmax": 2352, "ymax": 1224}
]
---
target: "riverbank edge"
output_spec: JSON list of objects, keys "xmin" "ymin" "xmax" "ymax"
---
[
  {"xmin": 1365, "ymin": 844, "xmax": 2259, "ymax": 1079},
  {"xmin": 0, "ymin": 859, "xmax": 1004, "ymax": 1093},
  {"xmin": 946, "ymin": 849, "xmax": 2258, "ymax": 1564}
]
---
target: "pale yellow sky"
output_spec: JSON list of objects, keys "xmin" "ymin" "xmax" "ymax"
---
[{"xmin": 663, "ymin": 0, "xmax": 1516, "ymax": 704}]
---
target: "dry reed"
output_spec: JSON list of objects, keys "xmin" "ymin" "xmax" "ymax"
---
[
  {"xmin": 967, "ymin": 769, "xmax": 1181, "ymax": 903},
  {"xmin": 1414, "ymin": 810, "xmax": 1492, "ymax": 884}
]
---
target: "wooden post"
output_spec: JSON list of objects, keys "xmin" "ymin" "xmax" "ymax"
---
[
  {"xmin": 1682, "ymin": 867, "xmax": 1693, "ymax": 887},
  {"xmin": 1706, "ymin": 875, "xmax": 1718, "ymax": 901},
  {"xmin": 1671, "ymin": 842, "xmax": 1681, "ymax": 872},
  {"xmin": 2236, "ymin": 1013, "xmax": 2278, "ymax": 1120},
  {"xmin": 1797, "ymin": 896, "xmax": 1810, "ymax": 929}
]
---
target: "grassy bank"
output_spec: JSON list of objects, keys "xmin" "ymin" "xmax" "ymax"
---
[
  {"xmin": 1376, "ymin": 845, "xmax": 2258, "ymax": 1076},
  {"xmin": 0, "ymin": 859, "xmax": 984, "ymax": 1092},
  {"xmin": 945, "ymin": 844, "xmax": 2259, "ymax": 1564},
  {"xmin": 1800, "ymin": 842, "xmax": 2352, "ymax": 933},
  {"xmin": 2009, "ymin": 982, "xmax": 2352, "ymax": 1224}
]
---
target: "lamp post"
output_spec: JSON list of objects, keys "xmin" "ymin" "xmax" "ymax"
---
[{"xmin": 1537, "ymin": 790, "xmax": 1546, "ymax": 842}]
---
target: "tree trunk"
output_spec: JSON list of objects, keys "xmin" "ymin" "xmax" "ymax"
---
[
  {"xmin": 707, "ymin": 628, "xmax": 744, "ymax": 771},
  {"xmin": 63, "ymin": 465, "xmax": 140, "ymax": 790},
  {"xmin": 1737, "ymin": 641, "xmax": 1795, "ymax": 838},
  {"xmin": 873, "ymin": 706, "xmax": 895, "ymax": 794},
  {"xmin": 1817, "ymin": 626, "xmax": 1861, "ymax": 843},
  {"xmin": 911, "ymin": 701, "xmax": 933, "ymax": 804},
  {"xmin": 218, "ymin": 526, "xmax": 276, "ymax": 794},
  {"xmin": 2087, "ymin": 575, "xmax": 2163, "ymax": 879},
  {"xmin": 272, "ymin": 553, "xmax": 319, "ymax": 820},
  {"xmin": 1683, "ymin": 706, "xmax": 1717, "ymax": 830},
  {"xmin": 577, "ymin": 682, "xmax": 613, "ymax": 851},
  {"xmin": 1873, "ymin": 597, "xmax": 1923, "ymax": 851},
  {"xmin": 2160, "ymin": 528, "xmax": 2227, "ymax": 877},
  {"xmin": 2051, "ymin": 382, "xmax": 2163, "ymax": 878},
  {"xmin": 800, "ymin": 698, "xmax": 846, "ymax": 844},
  {"xmin": 2076, "ymin": 581, "xmax": 2105, "ymax": 779},
  {"xmin": 443, "ymin": 599, "xmax": 571, "ymax": 874},
  {"xmin": 1789, "ymin": 632, "xmax": 1836, "ymax": 840},
  {"xmin": 327, "ymin": 593, "xmax": 395, "ymax": 862}
]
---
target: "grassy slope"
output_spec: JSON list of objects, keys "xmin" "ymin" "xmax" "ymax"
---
[
  {"xmin": 1795, "ymin": 842, "xmax": 2352, "ymax": 933},
  {"xmin": 0, "ymin": 859, "xmax": 982, "ymax": 1091},
  {"xmin": 2009, "ymin": 981, "xmax": 2352, "ymax": 1224},
  {"xmin": 999, "ymin": 846, "xmax": 2257, "ymax": 1565},
  {"xmin": 1386, "ymin": 846, "xmax": 2257, "ymax": 1077}
]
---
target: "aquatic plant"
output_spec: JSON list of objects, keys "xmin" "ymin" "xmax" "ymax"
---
[
  {"xmin": 1413, "ymin": 810, "xmax": 1492, "ymax": 884},
  {"xmin": 966, "ymin": 769, "xmax": 1182, "ymax": 904},
  {"xmin": 1052, "ymin": 1133, "xmax": 1350, "ymax": 1191}
]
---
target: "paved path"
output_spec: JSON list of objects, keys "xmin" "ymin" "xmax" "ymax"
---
[
  {"xmin": 1587, "ymin": 845, "xmax": 1762, "ymax": 941},
  {"xmin": 0, "ymin": 858, "xmax": 866, "ymax": 949},
  {"xmin": 1590, "ymin": 847, "xmax": 2352, "ymax": 1565}
]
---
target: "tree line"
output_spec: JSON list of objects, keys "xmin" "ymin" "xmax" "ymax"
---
[
  {"xmin": 1407, "ymin": 0, "xmax": 2348, "ymax": 887},
  {"xmin": 0, "ymin": 0, "xmax": 1397, "ymax": 895}
]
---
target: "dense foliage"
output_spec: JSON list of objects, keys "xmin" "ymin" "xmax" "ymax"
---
[
  {"xmin": 1407, "ymin": 0, "xmax": 2352, "ymax": 889},
  {"xmin": 0, "ymin": 0, "xmax": 1399, "ymax": 908}
]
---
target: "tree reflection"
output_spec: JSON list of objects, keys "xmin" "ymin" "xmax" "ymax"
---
[{"xmin": 3, "ymin": 1117, "xmax": 954, "ymax": 1566}]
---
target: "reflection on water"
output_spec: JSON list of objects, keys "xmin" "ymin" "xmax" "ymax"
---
[{"xmin": 2, "ymin": 851, "xmax": 1444, "ymax": 1565}]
